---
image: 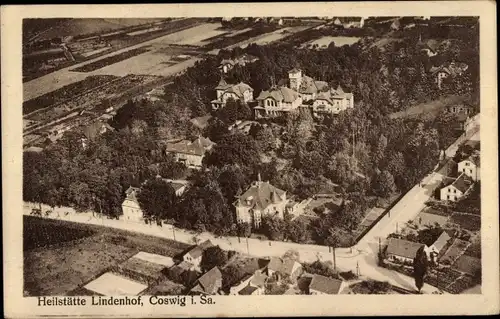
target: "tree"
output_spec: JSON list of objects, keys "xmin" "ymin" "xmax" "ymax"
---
[
  {"xmin": 372, "ymin": 170, "xmax": 396, "ymax": 198},
  {"xmin": 201, "ymin": 246, "xmax": 228, "ymax": 272},
  {"xmin": 203, "ymin": 132, "xmax": 260, "ymax": 171},
  {"xmin": 261, "ymin": 215, "xmax": 286, "ymax": 240},
  {"xmin": 413, "ymin": 245, "xmax": 429, "ymax": 293},
  {"xmin": 136, "ymin": 177, "xmax": 177, "ymax": 219},
  {"xmin": 237, "ymin": 222, "xmax": 252, "ymax": 238},
  {"xmin": 222, "ymin": 265, "xmax": 246, "ymax": 288}
]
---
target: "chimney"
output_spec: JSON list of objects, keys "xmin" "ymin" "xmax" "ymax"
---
[{"xmin": 257, "ymin": 172, "xmax": 262, "ymax": 187}]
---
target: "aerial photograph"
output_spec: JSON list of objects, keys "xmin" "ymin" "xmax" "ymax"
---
[{"xmin": 22, "ymin": 16, "xmax": 480, "ymax": 297}]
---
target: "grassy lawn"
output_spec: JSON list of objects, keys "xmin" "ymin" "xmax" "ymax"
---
[
  {"xmin": 23, "ymin": 216, "xmax": 189, "ymax": 296},
  {"xmin": 389, "ymin": 95, "xmax": 467, "ymax": 121}
]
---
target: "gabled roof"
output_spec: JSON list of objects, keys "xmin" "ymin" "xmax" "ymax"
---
[
  {"xmin": 461, "ymin": 153, "xmax": 480, "ymax": 168},
  {"xmin": 235, "ymin": 181, "xmax": 286, "ymax": 211},
  {"xmin": 124, "ymin": 186, "xmax": 140, "ymax": 202},
  {"xmin": 266, "ymin": 257, "xmax": 283, "ymax": 272},
  {"xmin": 250, "ymin": 271, "xmax": 268, "ymax": 287},
  {"xmin": 166, "ymin": 136, "xmax": 215, "ymax": 156},
  {"xmin": 196, "ymin": 267, "xmax": 222, "ymax": 294},
  {"xmin": 432, "ymin": 231, "xmax": 451, "ymax": 251},
  {"xmin": 256, "ymin": 86, "xmax": 300, "ymax": 103},
  {"xmin": 297, "ymin": 75, "xmax": 329, "ymax": 94},
  {"xmin": 224, "ymin": 82, "xmax": 253, "ymax": 98},
  {"xmin": 386, "ymin": 238, "xmax": 425, "ymax": 259},
  {"xmin": 309, "ymin": 274, "xmax": 343, "ymax": 294},
  {"xmin": 450, "ymin": 173, "xmax": 473, "ymax": 193},
  {"xmin": 216, "ymin": 78, "xmax": 232, "ymax": 90}
]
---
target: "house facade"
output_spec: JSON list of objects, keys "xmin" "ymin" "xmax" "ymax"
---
[
  {"xmin": 121, "ymin": 186, "xmax": 143, "ymax": 222},
  {"xmin": 234, "ymin": 174, "xmax": 288, "ymax": 228},
  {"xmin": 165, "ymin": 136, "xmax": 215, "ymax": 169},
  {"xmin": 439, "ymin": 173, "xmax": 473, "ymax": 202},
  {"xmin": 457, "ymin": 153, "xmax": 480, "ymax": 181},
  {"xmin": 183, "ymin": 240, "xmax": 214, "ymax": 272},
  {"xmin": 425, "ymin": 231, "xmax": 451, "ymax": 262},
  {"xmin": 211, "ymin": 78, "xmax": 254, "ymax": 110},
  {"xmin": 254, "ymin": 86, "xmax": 302, "ymax": 119}
]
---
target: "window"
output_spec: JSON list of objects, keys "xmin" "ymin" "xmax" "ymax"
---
[
  {"xmin": 454, "ymin": 189, "xmax": 456, "ymax": 193},
  {"xmin": 447, "ymin": 195, "xmax": 450, "ymax": 200},
  {"xmin": 465, "ymin": 162, "xmax": 469, "ymax": 166},
  {"xmin": 448, "ymin": 188, "xmax": 450, "ymax": 192},
  {"xmin": 469, "ymin": 169, "xmax": 472, "ymax": 174},
  {"xmin": 463, "ymin": 168, "xmax": 466, "ymax": 172}
]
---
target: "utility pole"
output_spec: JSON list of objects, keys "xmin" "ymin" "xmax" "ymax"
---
[
  {"xmin": 332, "ymin": 246, "xmax": 337, "ymax": 271},
  {"xmin": 356, "ymin": 261, "xmax": 360, "ymax": 276},
  {"xmin": 172, "ymin": 225, "xmax": 176, "ymax": 241},
  {"xmin": 246, "ymin": 237, "xmax": 250, "ymax": 255},
  {"xmin": 378, "ymin": 237, "xmax": 381, "ymax": 256}
]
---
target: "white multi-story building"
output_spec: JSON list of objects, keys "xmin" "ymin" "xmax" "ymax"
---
[
  {"xmin": 457, "ymin": 152, "xmax": 480, "ymax": 181},
  {"xmin": 254, "ymin": 86, "xmax": 302, "ymax": 118}
]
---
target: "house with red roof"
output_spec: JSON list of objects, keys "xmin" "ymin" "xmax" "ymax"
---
[
  {"xmin": 165, "ymin": 136, "xmax": 215, "ymax": 169},
  {"xmin": 234, "ymin": 174, "xmax": 288, "ymax": 228},
  {"xmin": 211, "ymin": 78, "xmax": 254, "ymax": 111},
  {"xmin": 439, "ymin": 172, "xmax": 474, "ymax": 202}
]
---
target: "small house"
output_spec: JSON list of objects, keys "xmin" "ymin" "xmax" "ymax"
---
[
  {"xmin": 439, "ymin": 173, "xmax": 474, "ymax": 202},
  {"xmin": 425, "ymin": 231, "xmax": 452, "ymax": 262},
  {"xmin": 457, "ymin": 152, "xmax": 480, "ymax": 181},
  {"xmin": 386, "ymin": 238, "xmax": 427, "ymax": 264},
  {"xmin": 165, "ymin": 136, "xmax": 215, "ymax": 170},
  {"xmin": 189, "ymin": 267, "xmax": 223, "ymax": 295},
  {"xmin": 121, "ymin": 186, "xmax": 143, "ymax": 223},
  {"xmin": 183, "ymin": 240, "xmax": 214, "ymax": 271},
  {"xmin": 308, "ymin": 274, "xmax": 345, "ymax": 295}
]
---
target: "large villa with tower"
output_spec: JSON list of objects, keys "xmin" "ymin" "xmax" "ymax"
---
[{"xmin": 252, "ymin": 68, "xmax": 354, "ymax": 118}]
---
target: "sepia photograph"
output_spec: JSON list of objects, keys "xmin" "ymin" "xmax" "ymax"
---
[{"xmin": 2, "ymin": 2, "xmax": 498, "ymax": 318}]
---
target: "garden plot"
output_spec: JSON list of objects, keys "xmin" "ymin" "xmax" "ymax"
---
[
  {"xmin": 84, "ymin": 272, "xmax": 147, "ymax": 296},
  {"xmin": 150, "ymin": 23, "xmax": 225, "ymax": 46},
  {"xmin": 231, "ymin": 26, "xmax": 310, "ymax": 48}
]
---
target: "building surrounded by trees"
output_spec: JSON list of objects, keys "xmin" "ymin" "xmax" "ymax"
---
[
  {"xmin": 234, "ymin": 174, "xmax": 288, "ymax": 228},
  {"xmin": 254, "ymin": 85, "xmax": 302, "ymax": 118},
  {"xmin": 211, "ymin": 78, "xmax": 254, "ymax": 111},
  {"xmin": 165, "ymin": 136, "xmax": 215, "ymax": 169},
  {"xmin": 121, "ymin": 186, "xmax": 142, "ymax": 222}
]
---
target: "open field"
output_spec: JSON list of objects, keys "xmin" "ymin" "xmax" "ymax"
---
[
  {"xmin": 449, "ymin": 212, "xmax": 481, "ymax": 231},
  {"xmin": 71, "ymin": 47, "xmax": 151, "ymax": 72},
  {"xmin": 25, "ymin": 18, "xmax": 168, "ymax": 43},
  {"xmin": 228, "ymin": 26, "xmax": 311, "ymax": 49},
  {"xmin": 23, "ymin": 23, "xmax": 218, "ymax": 101},
  {"xmin": 389, "ymin": 95, "xmax": 468, "ymax": 120},
  {"xmin": 23, "ymin": 75, "xmax": 118, "ymax": 115},
  {"xmin": 23, "ymin": 216, "xmax": 189, "ymax": 296}
]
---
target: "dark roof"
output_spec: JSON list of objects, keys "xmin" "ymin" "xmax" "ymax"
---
[
  {"xmin": 297, "ymin": 75, "xmax": 329, "ymax": 94},
  {"xmin": 386, "ymin": 238, "xmax": 425, "ymax": 259},
  {"xmin": 452, "ymin": 255, "xmax": 481, "ymax": 276},
  {"xmin": 196, "ymin": 267, "xmax": 222, "ymax": 294},
  {"xmin": 256, "ymin": 86, "xmax": 299, "ymax": 103},
  {"xmin": 450, "ymin": 173, "xmax": 473, "ymax": 193},
  {"xmin": 266, "ymin": 257, "xmax": 283, "ymax": 272},
  {"xmin": 166, "ymin": 136, "xmax": 215, "ymax": 156},
  {"xmin": 309, "ymin": 274, "xmax": 343, "ymax": 294},
  {"xmin": 235, "ymin": 181, "xmax": 286, "ymax": 211},
  {"xmin": 238, "ymin": 285, "xmax": 259, "ymax": 295}
]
